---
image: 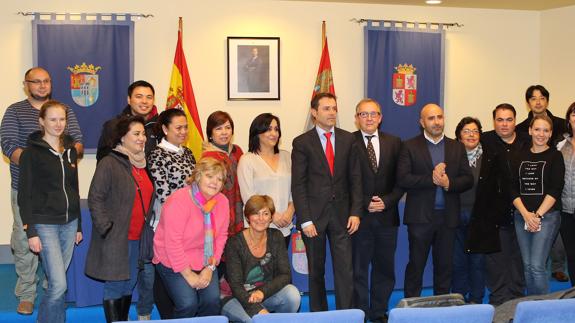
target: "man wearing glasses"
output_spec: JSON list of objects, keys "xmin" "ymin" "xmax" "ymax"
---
[
  {"xmin": 352, "ymin": 99, "xmax": 403, "ymax": 323},
  {"xmin": 1, "ymin": 67, "xmax": 83, "ymax": 315}
]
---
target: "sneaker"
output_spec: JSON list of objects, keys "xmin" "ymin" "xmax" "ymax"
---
[
  {"xmin": 17, "ymin": 301, "xmax": 34, "ymax": 315},
  {"xmin": 138, "ymin": 314, "xmax": 151, "ymax": 320}
]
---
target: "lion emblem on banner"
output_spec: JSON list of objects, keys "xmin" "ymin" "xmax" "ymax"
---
[
  {"xmin": 392, "ymin": 64, "xmax": 417, "ymax": 107},
  {"xmin": 67, "ymin": 63, "xmax": 101, "ymax": 108}
]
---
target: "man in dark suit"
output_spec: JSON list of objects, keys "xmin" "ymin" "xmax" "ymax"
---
[
  {"xmin": 398, "ymin": 103, "xmax": 473, "ymax": 297},
  {"xmin": 292, "ymin": 92, "xmax": 362, "ymax": 311},
  {"xmin": 351, "ymin": 99, "xmax": 403, "ymax": 323}
]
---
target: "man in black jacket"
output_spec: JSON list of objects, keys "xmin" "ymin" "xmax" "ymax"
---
[
  {"xmin": 96, "ymin": 80, "xmax": 158, "ymax": 161},
  {"xmin": 481, "ymin": 103, "xmax": 529, "ymax": 305},
  {"xmin": 398, "ymin": 103, "xmax": 473, "ymax": 298},
  {"xmin": 351, "ymin": 99, "xmax": 403, "ymax": 323}
]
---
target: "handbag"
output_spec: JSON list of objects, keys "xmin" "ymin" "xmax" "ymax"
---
[{"xmin": 134, "ymin": 179, "xmax": 156, "ymax": 266}]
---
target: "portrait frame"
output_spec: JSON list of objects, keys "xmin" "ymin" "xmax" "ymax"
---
[{"xmin": 227, "ymin": 37, "xmax": 280, "ymax": 100}]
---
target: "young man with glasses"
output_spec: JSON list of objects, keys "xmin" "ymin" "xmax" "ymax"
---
[{"xmin": 1, "ymin": 67, "xmax": 83, "ymax": 315}]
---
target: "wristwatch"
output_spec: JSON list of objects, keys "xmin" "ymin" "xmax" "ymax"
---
[{"xmin": 207, "ymin": 264, "xmax": 216, "ymax": 271}]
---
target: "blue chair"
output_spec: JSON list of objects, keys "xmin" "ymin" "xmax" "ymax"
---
[
  {"xmin": 252, "ymin": 309, "xmax": 364, "ymax": 323},
  {"xmin": 114, "ymin": 315, "xmax": 229, "ymax": 323},
  {"xmin": 388, "ymin": 304, "xmax": 494, "ymax": 323},
  {"xmin": 513, "ymin": 298, "xmax": 575, "ymax": 323}
]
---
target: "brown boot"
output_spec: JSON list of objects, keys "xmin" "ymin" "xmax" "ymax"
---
[{"xmin": 16, "ymin": 300, "xmax": 34, "ymax": 315}]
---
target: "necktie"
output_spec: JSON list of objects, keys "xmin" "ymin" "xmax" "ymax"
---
[
  {"xmin": 366, "ymin": 135, "xmax": 378, "ymax": 173},
  {"xmin": 325, "ymin": 132, "xmax": 334, "ymax": 175}
]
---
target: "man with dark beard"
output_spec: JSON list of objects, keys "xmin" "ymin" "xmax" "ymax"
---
[{"xmin": 1, "ymin": 67, "xmax": 83, "ymax": 315}]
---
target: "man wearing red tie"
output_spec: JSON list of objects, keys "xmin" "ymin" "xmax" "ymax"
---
[{"xmin": 292, "ymin": 93, "xmax": 362, "ymax": 311}]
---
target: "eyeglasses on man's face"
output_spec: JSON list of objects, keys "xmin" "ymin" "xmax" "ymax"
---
[
  {"xmin": 25, "ymin": 79, "xmax": 52, "ymax": 85},
  {"xmin": 357, "ymin": 111, "xmax": 381, "ymax": 119}
]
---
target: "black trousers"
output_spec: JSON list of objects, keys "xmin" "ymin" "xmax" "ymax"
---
[
  {"xmin": 404, "ymin": 210, "xmax": 455, "ymax": 298},
  {"xmin": 302, "ymin": 209, "xmax": 353, "ymax": 311},
  {"xmin": 485, "ymin": 224, "xmax": 525, "ymax": 305},
  {"xmin": 352, "ymin": 214, "xmax": 398, "ymax": 320},
  {"xmin": 560, "ymin": 212, "xmax": 575, "ymax": 287}
]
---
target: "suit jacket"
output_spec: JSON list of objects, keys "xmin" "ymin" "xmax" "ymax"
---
[
  {"xmin": 397, "ymin": 134, "xmax": 473, "ymax": 228},
  {"xmin": 353, "ymin": 130, "xmax": 404, "ymax": 226},
  {"xmin": 292, "ymin": 127, "xmax": 362, "ymax": 232}
]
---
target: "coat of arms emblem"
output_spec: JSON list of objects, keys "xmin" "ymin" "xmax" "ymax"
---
[
  {"xmin": 392, "ymin": 64, "xmax": 417, "ymax": 107},
  {"xmin": 67, "ymin": 63, "xmax": 101, "ymax": 107}
]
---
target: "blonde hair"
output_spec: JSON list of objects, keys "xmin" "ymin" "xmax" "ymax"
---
[{"xmin": 188, "ymin": 157, "xmax": 227, "ymax": 186}]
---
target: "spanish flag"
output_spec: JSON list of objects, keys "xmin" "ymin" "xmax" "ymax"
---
[
  {"xmin": 304, "ymin": 21, "xmax": 336, "ymax": 130},
  {"xmin": 166, "ymin": 17, "xmax": 204, "ymax": 158}
]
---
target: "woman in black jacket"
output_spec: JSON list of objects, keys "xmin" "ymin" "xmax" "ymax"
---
[
  {"xmin": 85, "ymin": 115, "xmax": 154, "ymax": 322},
  {"xmin": 18, "ymin": 100, "xmax": 82, "ymax": 323}
]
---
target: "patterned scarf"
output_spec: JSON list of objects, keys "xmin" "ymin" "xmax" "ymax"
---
[
  {"xmin": 189, "ymin": 183, "xmax": 217, "ymax": 267},
  {"xmin": 466, "ymin": 143, "xmax": 483, "ymax": 168}
]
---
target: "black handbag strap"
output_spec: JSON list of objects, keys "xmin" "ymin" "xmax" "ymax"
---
[{"xmin": 130, "ymin": 169, "xmax": 155, "ymax": 225}]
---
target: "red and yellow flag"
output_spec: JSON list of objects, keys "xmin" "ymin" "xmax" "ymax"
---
[
  {"xmin": 305, "ymin": 21, "xmax": 336, "ymax": 130},
  {"xmin": 166, "ymin": 17, "xmax": 204, "ymax": 158}
]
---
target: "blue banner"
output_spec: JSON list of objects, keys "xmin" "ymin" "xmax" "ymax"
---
[
  {"xmin": 33, "ymin": 14, "xmax": 134, "ymax": 151},
  {"xmin": 365, "ymin": 22, "xmax": 444, "ymax": 140}
]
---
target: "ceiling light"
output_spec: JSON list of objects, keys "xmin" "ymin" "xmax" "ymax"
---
[{"xmin": 426, "ymin": 0, "xmax": 442, "ymax": 4}]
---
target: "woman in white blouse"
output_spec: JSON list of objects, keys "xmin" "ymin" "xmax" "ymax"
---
[{"xmin": 238, "ymin": 113, "xmax": 294, "ymax": 247}]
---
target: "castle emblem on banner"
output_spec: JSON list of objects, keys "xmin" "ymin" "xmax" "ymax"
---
[
  {"xmin": 392, "ymin": 64, "xmax": 417, "ymax": 107},
  {"xmin": 67, "ymin": 63, "xmax": 101, "ymax": 107}
]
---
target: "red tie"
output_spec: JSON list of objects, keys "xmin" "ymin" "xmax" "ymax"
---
[{"xmin": 325, "ymin": 132, "xmax": 334, "ymax": 175}]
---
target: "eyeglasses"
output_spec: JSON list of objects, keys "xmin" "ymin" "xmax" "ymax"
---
[
  {"xmin": 357, "ymin": 111, "xmax": 381, "ymax": 119},
  {"xmin": 462, "ymin": 129, "xmax": 480, "ymax": 135},
  {"xmin": 25, "ymin": 79, "xmax": 51, "ymax": 85}
]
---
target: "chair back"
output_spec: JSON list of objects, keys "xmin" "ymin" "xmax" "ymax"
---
[
  {"xmin": 513, "ymin": 298, "xmax": 575, "ymax": 323},
  {"xmin": 252, "ymin": 309, "xmax": 364, "ymax": 323},
  {"xmin": 114, "ymin": 315, "xmax": 229, "ymax": 323}
]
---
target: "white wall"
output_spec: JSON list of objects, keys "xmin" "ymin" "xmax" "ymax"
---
[
  {"xmin": 541, "ymin": 5, "xmax": 575, "ymax": 116},
  {"xmin": 0, "ymin": 0, "xmax": 545, "ymax": 244}
]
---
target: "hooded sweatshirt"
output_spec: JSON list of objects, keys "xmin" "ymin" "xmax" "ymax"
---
[{"xmin": 18, "ymin": 131, "xmax": 81, "ymax": 238}]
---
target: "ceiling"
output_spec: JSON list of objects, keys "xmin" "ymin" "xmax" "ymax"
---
[{"xmin": 286, "ymin": 0, "xmax": 575, "ymax": 11}]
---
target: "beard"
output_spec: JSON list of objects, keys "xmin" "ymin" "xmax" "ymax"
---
[{"xmin": 30, "ymin": 92, "xmax": 51, "ymax": 101}]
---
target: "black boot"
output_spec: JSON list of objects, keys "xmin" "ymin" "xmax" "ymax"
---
[
  {"xmin": 119, "ymin": 294, "xmax": 132, "ymax": 321},
  {"xmin": 103, "ymin": 298, "xmax": 122, "ymax": 323}
]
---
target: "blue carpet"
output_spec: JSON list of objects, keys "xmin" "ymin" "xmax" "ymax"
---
[{"xmin": 0, "ymin": 264, "xmax": 571, "ymax": 322}]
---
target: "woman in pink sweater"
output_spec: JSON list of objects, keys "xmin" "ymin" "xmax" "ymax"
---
[{"xmin": 153, "ymin": 157, "xmax": 230, "ymax": 318}]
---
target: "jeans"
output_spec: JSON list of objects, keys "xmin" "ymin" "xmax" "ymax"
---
[
  {"xmin": 11, "ymin": 189, "xmax": 39, "ymax": 302},
  {"xmin": 35, "ymin": 220, "xmax": 77, "ymax": 323},
  {"xmin": 103, "ymin": 240, "xmax": 140, "ymax": 299},
  {"xmin": 137, "ymin": 262, "xmax": 155, "ymax": 315},
  {"xmin": 156, "ymin": 263, "xmax": 220, "ymax": 318},
  {"xmin": 451, "ymin": 209, "xmax": 485, "ymax": 303},
  {"xmin": 514, "ymin": 210, "xmax": 561, "ymax": 295},
  {"xmin": 221, "ymin": 284, "xmax": 301, "ymax": 323}
]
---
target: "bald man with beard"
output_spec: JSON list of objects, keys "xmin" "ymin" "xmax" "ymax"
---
[{"xmin": 397, "ymin": 104, "xmax": 473, "ymax": 298}]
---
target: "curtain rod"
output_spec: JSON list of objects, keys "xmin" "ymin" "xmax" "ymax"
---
[
  {"xmin": 17, "ymin": 12, "xmax": 154, "ymax": 18},
  {"xmin": 351, "ymin": 18, "xmax": 463, "ymax": 28}
]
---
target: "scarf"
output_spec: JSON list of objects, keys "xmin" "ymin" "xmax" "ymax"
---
[
  {"xmin": 189, "ymin": 183, "xmax": 217, "ymax": 267},
  {"xmin": 114, "ymin": 144, "xmax": 146, "ymax": 168},
  {"xmin": 466, "ymin": 143, "xmax": 483, "ymax": 168}
]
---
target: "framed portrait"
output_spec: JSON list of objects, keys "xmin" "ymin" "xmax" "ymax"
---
[{"xmin": 227, "ymin": 37, "xmax": 280, "ymax": 100}]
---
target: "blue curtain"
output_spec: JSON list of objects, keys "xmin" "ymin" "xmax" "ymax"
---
[
  {"xmin": 365, "ymin": 22, "xmax": 445, "ymax": 140},
  {"xmin": 33, "ymin": 14, "xmax": 134, "ymax": 152}
]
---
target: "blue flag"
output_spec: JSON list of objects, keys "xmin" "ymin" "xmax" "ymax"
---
[
  {"xmin": 365, "ymin": 22, "xmax": 445, "ymax": 140},
  {"xmin": 33, "ymin": 14, "xmax": 134, "ymax": 151}
]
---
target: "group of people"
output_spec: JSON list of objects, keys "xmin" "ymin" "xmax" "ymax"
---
[{"xmin": 1, "ymin": 67, "xmax": 574, "ymax": 323}]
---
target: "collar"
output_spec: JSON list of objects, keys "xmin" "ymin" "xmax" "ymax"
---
[
  {"xmin": 424, "ymin": 132, "xmax": 444, "ymax": 145},
  {"xmin": 316, "ymin": 126, "xmax": 335, "ymax": 137},
  {"xmin": 158, "ymin": 138, "xmax": 183, "ymax": 153},
  {"xmin": 360, "ymin": 130, "xmax": 379, "ymax": 140}
]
